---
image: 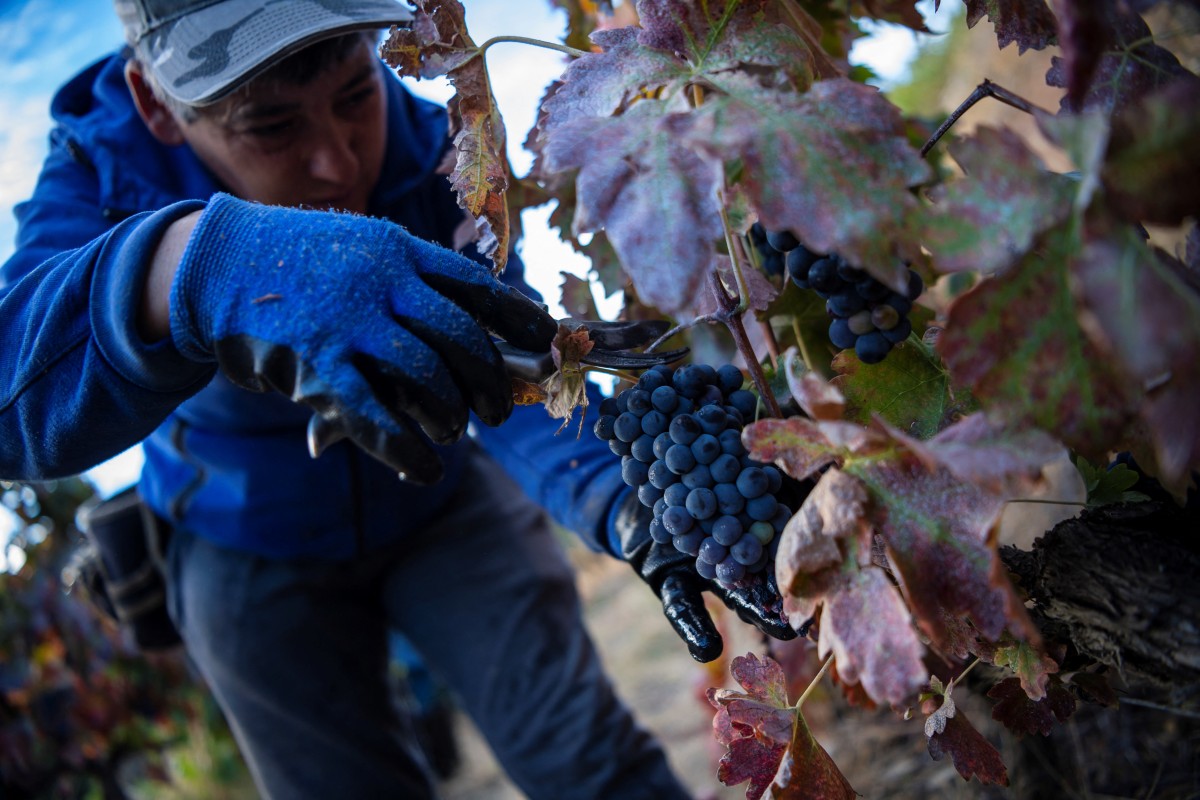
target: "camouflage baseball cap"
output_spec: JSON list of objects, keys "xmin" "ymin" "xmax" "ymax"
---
[{"xmin": 114, "ymin": 0, "xmax": 414, "ymax": 106}]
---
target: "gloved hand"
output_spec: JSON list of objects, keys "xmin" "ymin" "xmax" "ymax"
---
[
  {"xmin": 613, "ymin": 492, "xmax": 797, "ymax": 662},
  {"xmin": 169, "ymin": 193, "xmax": 557, "ymax": 484}
]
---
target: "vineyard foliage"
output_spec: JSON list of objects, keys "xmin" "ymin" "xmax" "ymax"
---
[{"xmin": 385, "ymin": 0, "xmax": 1199, "ymax": 793}]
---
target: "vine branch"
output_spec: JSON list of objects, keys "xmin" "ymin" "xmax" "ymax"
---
[{"xmin": 920, "ymin": 79, "xmax": 1045, "ymax": 157}]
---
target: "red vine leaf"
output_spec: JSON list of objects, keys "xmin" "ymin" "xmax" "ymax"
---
[
  {"xmin": 988, "ymin": 676, "xmax": 1076, "ymax": 737},
  {"xmin": 961, "ymin": 0, "xmax": 1058, "ymax": 53},
  {"xmin": 777, "ymin": 469, "xmax": 872, "ymax": 595},
  {"xmin": 691, "ymin": 82, "xmax": 932, "ymax": 291},
  {"xmin": 818, "ymin": 566, "xmax": 928, "ymax": 707},
  {"xmin": 1045, "ymin": 11, "xmax": 1193, "ymax": 113},
  {"xmin": 922, "ymin": 127, "xmax": 1076, "ymax": 275},
  {"xmin": 707, "ymin": 652, "xmax": 795, "ymax": 799},
  {"xmin": 768, "ymin": 712, "xmax": 857, "ymax": 799},
  {"xmin": 1071, "ymin": 226, "xmax": 1200, "ymax": 487},
  {"xmin": 846, "ymin": 448, "xmax": 1031, "ymax": 653},
  {"xmin": 381, "ymin": 0, "xmax": 510, "ymax": 270},
  {"xmin": 926, "ymin": 700, "xmax": 1010, "ymax": 785},
  {"xmin": 936, "ymin": 225, "xmax": 1139, "ymax": 462},
  {"xmin": 785, "ymin": 358, "xmax": 846, "ymax": 422}
]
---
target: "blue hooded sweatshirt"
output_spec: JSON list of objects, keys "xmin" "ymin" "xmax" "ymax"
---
[{"xmin": 0, "ymin": 52, "xmax": 627, "ymax": 560}]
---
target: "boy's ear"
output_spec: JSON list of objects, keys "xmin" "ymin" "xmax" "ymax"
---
[{"xmin": 124, "ymin": 61, "xmax": 186, "ymax": 146}]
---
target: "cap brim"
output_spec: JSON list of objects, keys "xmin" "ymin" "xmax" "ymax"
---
[{"xmin": 137, "ymin": 0, "xmax": 414, "ymax": 106}]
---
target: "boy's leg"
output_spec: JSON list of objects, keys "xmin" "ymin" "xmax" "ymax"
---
[
  {"xmin": 382, "ymin": 447, "xmax": 692, "ymax": 800},
  {"xmin": 166, "ymin": 528, "xmax": 438, "ymax": 799}
]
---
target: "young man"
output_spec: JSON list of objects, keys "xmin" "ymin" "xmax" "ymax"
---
[{"xmin": 0, "ymin": 1, "xmax": 792, "ymax": 797}]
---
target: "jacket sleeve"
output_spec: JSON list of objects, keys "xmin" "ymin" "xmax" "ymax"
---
[{"xmin": 0, "ymin": 143, "xmax": 214, "ymax": 480}]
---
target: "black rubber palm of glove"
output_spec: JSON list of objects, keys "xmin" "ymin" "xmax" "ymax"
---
[
  {"xmin": 614, "ymin": 493, "xmax": 797, "ymax": 663},
  {"xmin": 170, "ymin": 194, "xmax": 557, "ymax": 484}
]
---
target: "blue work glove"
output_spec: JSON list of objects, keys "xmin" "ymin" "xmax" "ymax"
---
[
  {"xmin": 613, "ymin": 493, "xmax": 796, "ymax": 662},
  {"xmin": 170, "ymin": 194, "xmax": 557, "ymax": 484}
]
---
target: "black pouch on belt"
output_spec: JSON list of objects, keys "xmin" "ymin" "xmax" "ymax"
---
[{"xmin": 77, "ymin": 486, "xmax": 181, "ymax": 651}]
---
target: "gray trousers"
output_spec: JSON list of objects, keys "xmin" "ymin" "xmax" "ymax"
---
[{"xmin": 165, "ymin": 447, "xmax": 690, "ymax": 799}]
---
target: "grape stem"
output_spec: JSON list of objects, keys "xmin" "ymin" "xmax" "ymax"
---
[
  {"xmin": 920, "ymin": 79, "xmax": 1045, "ymax": 157},
  {"xmin": 796, "ymin": 653, "xmax": 835, "ymax": 711},
  {"xmin": 713, "ymin": 272, "xmax": 783, "ymax": 418}
]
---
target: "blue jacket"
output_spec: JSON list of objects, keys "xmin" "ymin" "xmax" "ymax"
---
[{"xmin": 0, "ymin": 53, "xmax": 625, "ymax": 559}]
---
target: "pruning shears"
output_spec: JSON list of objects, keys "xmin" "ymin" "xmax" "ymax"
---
[{"xmin": 498, "ymin": 318, "xmax": 690, "ymax": 384}]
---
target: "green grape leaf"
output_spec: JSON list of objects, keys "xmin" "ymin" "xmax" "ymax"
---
[
  {"xmin": 963, "ymin": 0, "xmax": 1058, "ymax": 53},
  {"xmin": 936, "ymin": 225, "xmax": 1138, "ymax": 462},
  {"xmin": 1071, "ymin": 226, "xmax": 1200, "ymax": 486},
  {"xmin": 832, "ymin": 334, "xmax": 969, "ymax": 441},
  {"xmin": 988, "ymin": 676, "xmax": 1076, "ymax": 738},
  {"xmin": 743, "ymin": 417, "xmax": 892, "ymax": 482},
  {"xmin": 1073, "ymin": 456, "xmax": 1151, "ymax": 508},
  {"xmin": 922, "ymin": 127, "xmax": 1077, "ymax": 275},
  {"xmin": 381, "ymin": 0, "xmax": 510, "ymax": 271},
  {"xmin": 707, "ymin": 652, "xmax": 796, "ymax": 799},
  {"xmin": 991, "ymin": 638, "xmax": 1059, "ymax": 701},
  {"xmin": 926, "ymin": 701, "xmax": 1011, "ymax": 785}
]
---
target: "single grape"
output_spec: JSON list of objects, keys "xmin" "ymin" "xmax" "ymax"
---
[
  {"xmin": 695, "ymin": 557, "xmax": 717, "ymax": 580},
  {"xmin": 665, "ymin": 443, "xmax": 696, "ymax": 475},
  {"xmin": 653, "ymin": 498, "xmax": 667, "ymax": 518},
  {"xmin": 807, "ymin": 258, "xmax": 841, "ymax": 294},
  {"xmin": 719, "ymin": 429, "xmax": 746, "ymax": 456},
  {"xmin": 727, "ymin": 390, "xmax": 758, "ymax": 420},
  {"xmin": 855, "ymin": 276, "xmax": 890, "ymax": 302},
  {"xmin": 637, "ymin": 482, "xmax": 662, "ymax": 507},
  {"xmin": 668, "ymin": 414, "xmax": 701, "ymax": 446},
  {"xmin": 761, "ymin": 250, "xmax": 785, "ymax": 277},
  {"xmin": 787, "ymin": 246, "xmax": 820, "ymax": 286},
  {"xmin": 736, "ymin": 467, "xmax": 768, "ymax": 499},
  {"xmin": 651, "ymin": 384, "xmax": 678, "ymax": 414},
  {"xmin": 730, "ymin": 535, "xmax": 763, "ymax": 566},
  {"xmin": 691, "ymin": 433, "xmax": 721, "ymax": 465},
  {"xmin": 907, "ymin": 269, "xmax": 924, "ymax": 299},
  {"xmin": 662, "ymin": 505, "xmax": 694, "ymax": 536},
  {"xmin": 695, "ymin": 404, "xmax": 728, "ymax": 435},
  {"xmin": 710, "ymin": 453, "xmax": 741, "ymax": 484},
  {"xmin": 847, "ymin": 309, "xmax": 875, "ymax": 336},
  {"xmin": 630, "ymin": 434, "xmax": 656, "ymax": 463},
  {"xmin": 649, "ymin": 517, "xmax": 672, "ymax": 544},
  {"xmin": 652, "ymin": 432, "xmax": 673, "ymax": 461},
  {"xmin": 746, "ymin": 493, "xmax": 778, "ymax": 521},
  {"xmin": 593, "ymin": 415, "xmax": 616, "ymax": 441},
  {"xmin": 829, "ymin": 318, "xmax": 858, "ymax": 350},
  {"xmin": 871, "ymin": 303, "xmax": 900, "ymax": 331},
  {"xmin": 715, "ymin": 557, "xmax": 746, "ymax": 584},
  {"xmin": 685, "ymin": 487, "xmax": 718, "ymax": 520},
  {"xmin": 835, "ymin": 258, "xmax": 862, "ymax": 282},
  {"xmin": 713, "ymin": 481, "xmax": 745, "ymax": 516},
  {"xmin": 673, "ymin": 529, "xmax": 704, "ymax": 557},
  {"xmin": 763, "ymin": 465, "xmax": 783, "ymax": 494},
  {"xmin": 884, "ymin": 292, "xmax": 912, "ymax": 317},
  {"xmin": 664, "ymin": 482, "xmax": 690, "ymax": 507},
  {"xmin": 609, "ymin": 438, "xmax": 631, "ymax": 457},
  {"xmin": 637, "ymin": 369, "xmax": 668, "ymax": 392},
  {"xmin": 648, "ymin": 459, "xmax": 678, "ymax": 490},
  {"xmin": 766, "ymin": 229, "xmax": 799, "ymax": 252},
  {"xmin": 625, "ymin": 389, "xmax": 652, "ymax": 416},
  {"xmin": 856, "ymin": 331, "xmax": 892, "ymax": 364},
  {"xmin": 827, "ymin": 289, "xmax": 865, "ymax": 318},
  {"xmin": 599, "ymin": 396, "xmax": 619, "ymax": 417},
  {"xmin": 711, "ymin": 515, "xmax": 744, "ymax": 546},
  {"xmin": 716, "ymin": 364, "xmax": 744, "ymax": 395},
  {"xmin": 673, "ymin": 364, "xmax": 708, "ymax": 399},
  {"xmin": 681, "ymin": 464, "xmax": 714, "ymax": 490},
  {"xmin": 749, "ymin": 520, "xmax": 775, "ymax": 545},
  {"xmin": 613, "ymin": 412, "xmax": 642, "ymax": 443},
  {"xmin": 698, "ymin": 537, "xmax": 728, "ymax": 565},
  {"xmin": 881, "ymin": 317, "xmax": 912, "ymax": 344}
]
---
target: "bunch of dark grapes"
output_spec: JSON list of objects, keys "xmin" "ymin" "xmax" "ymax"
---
[
  {"xmin": 594, "ymin": 363, "xmax": 791, "ymax": 587},
  {"xmin": 750, "ymin": 222, "xmax": 923, "ymax": 364}
]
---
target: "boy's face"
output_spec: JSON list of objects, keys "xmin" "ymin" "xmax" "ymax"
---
[{"xmin": 178, "ymin": 37, "xmax": 387, "ymax": 214}]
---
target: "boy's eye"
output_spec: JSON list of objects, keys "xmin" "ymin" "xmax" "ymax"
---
[
  {"xmin": 245, "ymin": 120, "xmax": 295, "ymax": 138},
  {"xmin": 339, "ymin": 86, "xmax": 376, "ymax": 109}
]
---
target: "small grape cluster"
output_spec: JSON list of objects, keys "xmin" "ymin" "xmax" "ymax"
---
[
  {"xmin": 594, "ymin": 363, "xmax": 789, "ymax": 586},
  {"xmin": 750, "ymin": 222, "xmax": 923, "ymax": 364}
]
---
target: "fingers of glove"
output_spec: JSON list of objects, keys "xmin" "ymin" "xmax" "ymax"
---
[
  {"xmin": 419, "ymin": 267, "xmax": 558, "ymax": 352},
  {"xmin": 710, "ymin": 573, "xmax": 798, "ymax": 643},
  {"xmin": 388, "ymin": 286, "xmax": 513, "ymax": 427},
  {"xmin": 347, "ymin": 333, "xmax": 470, "ymax": 444},
  {"xmin": 659, "ymin": 572, "xmax": 725, "ymax": 663},
  {"xmin": 304, "ymin": 403, "xmax": 444, "ymax": 485}
]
